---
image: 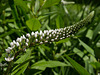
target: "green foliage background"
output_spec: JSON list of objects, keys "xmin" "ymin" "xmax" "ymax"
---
[{"xmin": 0, "ymin": 0, "xmax": 100, "ymax": 75}]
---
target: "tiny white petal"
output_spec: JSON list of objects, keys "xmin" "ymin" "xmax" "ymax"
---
[
  {"xmin": 35, "ymin": 31, "xmax": 39, "ymax": 34},
  {"xmin": 35, "ymin": 39, "xmax": 38, "ymax": 42},
  {"xmin": 8, "ymin": 47, "xmax": 12, "ymax": 50},
  {"xmin": 40, "ymin": 36, "xmax": 43, "ymax": 40},
  {"xmin": 11, "ymin": 45, "xmax": 15, "ymax": 48},
  {"xmin": 10, "ymin": 42, "xmax": 14, "ymax": 47},
  {"xmin": 49, "ymin": 34, "xmax": 52, "ymax": 37},
  {"xmin": 16, "ymin": 38, "xmax": 22, "ymax": 42},
  {"xmin": 26, "ymin": 39, "xmax": 29, "ymax": 42},
  {"xmin": 55, "ymin": 38, "xmax": 57, "ymax": 40},
  {"xmin": 53, "ymin": 34, "xmax": 55, "ymax": 37},
  {"xmin": 47, "ymin": 32, "xmax": 49, "ymax": 35},
  {"xmin": 5, "ymin": 56, "xmax": 14, "ymax": 62},
  {"xmin": 63, "ymin": 34, "xmax": 65, "ymax": 36},
  {"xmin": 13, "ymin": 40, "xmax": 16, "ymax": 44},
  {"xmin": 51, "ymin": 39, "xmax": 54, "ymax": 42},
  {"xmin": 44, "ymin": 30, "xmax": 48, "ymax": 34},
  {"xmin": 22, "ymin": 35, "xmax": 26, "ymax": 39},
  {"xmin": 46, "ymin": 37, "xmax": 49, "ymax": 39},
  {"xmin": 63, "ymin": 37, "xmax": 65, "ymax": 39},
  {"xmin": 26, "ymin": 33, "xmax": 30, "ymax": 37},
  {"xmin": 42, "ymin": 33, "xmax": 45, "ymax": 37},
  {"xmin": 60, "ymin": 38, "xmax": 62, "ymax": 40},
  {"xmin": 40, "ymin": 30, "xmax": 43, "ymax": 35},
  {"xmin": 5, "ymin": 48, "xmax": 11, "ymax": 53},
  {"xmin": 31, "ymin": 32, "xmax": 34, "ymax": 36},
  {"xmin": 45, "ymin": 40, "xmax": 48, "ymax": 43},
  {"xmin": 40, "ymin": 42, "xmax": 43, "ymax": 44},
  {"xmin": 26, "ymin": 43, "xmax": 28, "ymax": 46},
  {"xmin": 16, "ymin": 42, "xmax": 20, "ymax": 46},
  {"xmin": 34, "ymin": 33, "xmax": 37, "ymax": 38}
]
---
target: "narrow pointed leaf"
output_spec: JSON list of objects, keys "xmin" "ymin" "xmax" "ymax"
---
[{"xmin": 65, "ymin": 55, "xmax": 90, "ymax": 75}]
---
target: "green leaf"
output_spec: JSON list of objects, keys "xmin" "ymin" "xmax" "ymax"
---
[
  {"xmin": 56, "ymin": 38, "xmax": 69, "ymax": 44},
  {"xmin": 92, "ymin": 22, "xmax": 100, "ymax": 40},
  {"xmin": 26, "ymin": 18, "xmax": 41, "ymax": 31},
  {"xmin": 56, "ymin": 15, "xmax": 64, "ymax": 28},
  {"xmin": 31, "ymin": 60, "xmax": 67, "ymax": 70},
  {"xmin": 38, "ymin": 46, "xmax": 46, "ymax": 56},
  {"xmin": 31, "ymin": 60, "xmax": 46, "ymax": 70},
  {"xmin": 65, "ymin": 55, "xmax": 90, "ymax": 75},
  {"xmin": 15, "ymin": 49, "xmax": 31, "ymax": 64},
  {"xmin": 86, "ymin": 29, "xmax": 93, "ymax": 39},
  {"xmin": 11, "ymin": 63, "xmax": 29, "ymax": 75},
  {"xmin": 42, "ymin": 0, "xmax": 61, "ymax": 9},
  {"xmin": 34, "ymin": 0, "xmax": 40, "ymax": 14},
  {"xmin": 90, "ymin": 62, "xmax": 100, "ymax": 69},
  {"xmin": 73, "ymin": 47, "xmax": 84, "ymax": 58},
  {"xmin": 78, "ymin": 39, "xmax": 94, "ymax": 56},
  {"xmin": 0, "ymin": 27, "xmax": 4, "ymax": 33},
  {"xmin": 0, "ymin": 27, "xmax": 26, "ymax": 38},
  {"xmin": 12, "ymin": 49, "xmax": 31, "ymax": 75},
  {"xmin": 14, "ymin": 0, "xmax": 29, "ymax": 12}
]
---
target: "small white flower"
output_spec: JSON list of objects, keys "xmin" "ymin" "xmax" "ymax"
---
[
  {"xmin": 51, "ymin": 39, "xmax": 54, "ymax": 42},
  {"xmin": 44, "ymin": 30, "xmax": 48, "ymax": 34},
  {"xmin": 64, "ymin": 27, "xmax": 66, "ymax": 30},
  {"xmin": 45, "ymin": 40, "xmax": 48, "ymax": 43},
  {"xmin": 40, "ymin": 36, "xmax": 43, "ymax": 40},
  {"xmin": 63, "ymin": 32, "xmax": 65, "ymax": 34},
  {"xmin": 66, "ymin": 35, "xmax": 69, "ymax": 37},
  {"xmin": 16, "ymin": 42, "xmax": 20, "ymax": 46},
  {"xmin": 31, "ymin": 32, "xmax": 34, "ymax": 36},
  {"xmin": 8, "ymin": 47, "xmax": 12, "ymax": 50},
  {"xmin": 40, "ymin": 30, "xmax": 43, "ymax": 35},
  {"xmin": 63, "ymin": 34, "xmax": 65, "ymax": 36},
  {"xmin": 34, "ymin": 33, "xmax": 37, "ymax": 38},
  {"xmin": 35, "ymin": 39, "xmax": 38, "ymax": 42},
  {"xmin": 40, "ymin": 42, "xmax": 43, "ymax": 44},
  {"xmin": 26, "ymin": 33, "xmax": 30, "ymax": 37},
  {"xmin": 5, "ymin": 56, "xmax": 14, "ymax": 62},
  {"xmin": 10, "ymin": 42, "xmax": 14, "ymax": 47},
  {"xmin": 26, "ymin": 39, "xmax": 29, "ymax": 42},
  {"xmin": 16, "ymin": 38, "xmax": 22, "ymax": 42},
  {"xmin": 53, "ymin": 34, "xmax": 55, "ymax": 37},
  {"xmin": 49, "ymin": 34, "xmax": 52, "ymax": 37},
  {"xmin": 11, "ymin": 45, "xmax": 15, "ymax": 48},
  {"xmin": 35, "ymin": 31, "xmax": 39, "ymax": 35},
  {"xmin": 56, "ymin": 35, "xmax": 59, "ymax": 38},
  {"xmin": 5, "ymin": 48, "xmax": 11, "ymax": 53},
  {"xmin": 60, "ymin": 38, "xmax": 63, "ymax": 40},
  {"xmin": 57, "ymin": 32, "xmax": 59, "ymax": 35},
  {"xmin": 47, "ymin": 32, "xmax": 49, "ymax": 35},
  {"xmin": 46, "ymin": 37, "xmax": 49, "ymax": 39},
  {"xmin": 42, "ymin": 33, "xmax": 45, "ymax": 37},
  {"xmin": 22, "ymin": 35, "xmax": 26, "ymax": 39},
  {"xmin": 26, "ymin": 43, "xmax": 28, "ymax": 46},
  {"xmin": 13, "ymin": 40, "xmax": 16, "ymax": 44},
  {"xmin": 63, "ymin": 37, "xmax": 65, "ymax": 39},
  {"xmin": 55, "ymin": 38, "xmax": 57, "ymax": 40}
]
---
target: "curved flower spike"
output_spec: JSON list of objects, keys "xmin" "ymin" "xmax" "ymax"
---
[{"xmin": 5, "ymin": 11, "xmax": 94, "ymax": 62}]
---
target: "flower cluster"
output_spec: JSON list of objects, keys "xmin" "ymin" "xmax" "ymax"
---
[{"xmin": 5, "ymin": 11, "xmax": 94, "ymax": 62}]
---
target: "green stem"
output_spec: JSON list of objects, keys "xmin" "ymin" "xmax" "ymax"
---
[{"xmin": 4, "ymin": 62, "xmax": 12, "ymax": 75}]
